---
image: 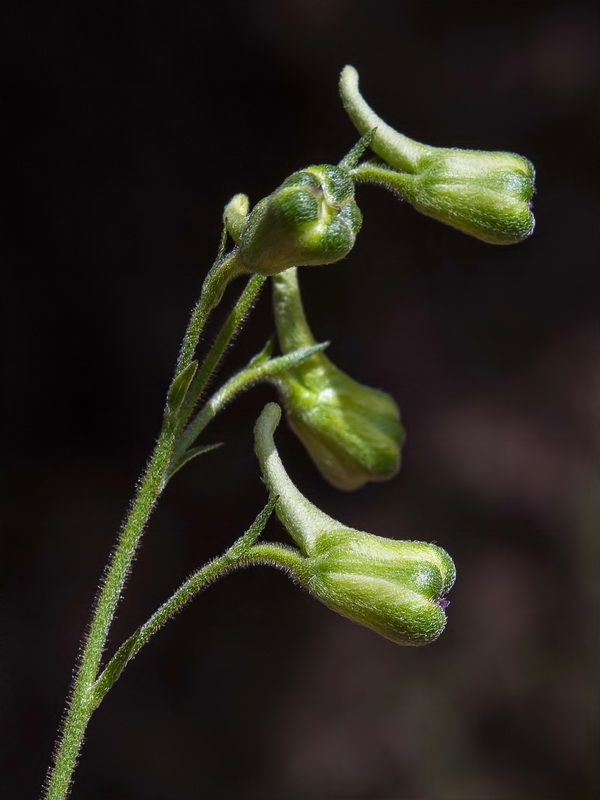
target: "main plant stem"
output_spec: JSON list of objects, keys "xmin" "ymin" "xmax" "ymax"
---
[
  {"xmin": 44, "ymin": 425, "xmax": 176, "ymax": 800},
  {"xmin": 44, "ymin": 251, "xmax": 240, "ymax": 800}
]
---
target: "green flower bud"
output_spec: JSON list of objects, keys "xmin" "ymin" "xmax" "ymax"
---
[
  {"xmin": 226, "ymin": 164, "xmax": 362, "ymax": 276},
  {"xmin": 284, "ymin": 375, "xmax": 403, "ymax": 491},
  {"xmin": 308, "ymin": 530, "xmax": 455, "ymax": 646},
  {"xmin": 273, "ymin": 267, "xmax": 404, "ymax": 490},
  {"xmin": 340, "ymin": 65, "xmax": 535, "ymax": 244},
  {"xmin": 254, "ymin": 403, "xmax": 455, "ymax": 645}
]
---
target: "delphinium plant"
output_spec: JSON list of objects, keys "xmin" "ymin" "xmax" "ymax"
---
[{"xmin": 43, "ymin": 66, "xmax": 535, "ymax": 799}]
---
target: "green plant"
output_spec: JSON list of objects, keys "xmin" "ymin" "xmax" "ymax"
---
[{"xmin": 43, "ymin": 66, "xmax": 535, "ymax": 799}]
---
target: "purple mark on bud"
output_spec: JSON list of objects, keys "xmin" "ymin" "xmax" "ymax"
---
[{"xmin": 436, "ymin": 597, "xmax": 450, "ymax": 610}]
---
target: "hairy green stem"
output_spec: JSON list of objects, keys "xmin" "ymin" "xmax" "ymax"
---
[
  {"xmin": 44, "ymin": 423, "xmax": 177, "ymax": 800},
  {"xmin": 242, "ymin": 541, "xmax": 306, "ymax": 574},
  {"xmin": 44, "ymin": 247, "xmax": 244, "ymax": 800},
  {"xmin": 93, "ymin": 538, "xmax": 305, "ymax": 709},
  {"xmin": 92, "ymin": 551, "xmax": 235, "ymax": 707},
  {"xmin": 350, "ymin": 161, "xmax": 411, "ymax": 191},
  {"xmin": 92, "ymin": 497, "xmax": 278, "ymax": 707},
  {"xmin": 171, "ymin": 342, "xmax": 329, "ymax": 467},
  {"xmin": 176, "ymin": 274, "xmax": 266, "ymax": 432},
  {"xmin": 174, "ymin": 249, "xmax": 243, "ymax": 376}
]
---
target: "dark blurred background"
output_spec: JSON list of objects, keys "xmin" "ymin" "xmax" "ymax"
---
[{"xmin": 2, "ymin": 2, "xmax": 599, "ymax": 799}]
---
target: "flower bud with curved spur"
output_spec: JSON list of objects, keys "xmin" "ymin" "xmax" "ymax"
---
[
  {"xmin": 272, "ymin": 267, "xmax": 404, "ymax": 490},
  {"xmin": 340, "ymin": 65, "xmax": 535, "ymax": 245},
  {"xmin": 253, "ymin": 403, "xmax": 455, "ymax": 645},
  {"xmin": 224, "ymin": 164, "xmax": 362, "ymax": 276}
]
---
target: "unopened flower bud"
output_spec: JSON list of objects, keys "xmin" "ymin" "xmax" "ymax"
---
[
  {"xmin": 228, "ymin": 165, "xmax": 362, "ymax": 276},
  {"xmin": 308, "ymin": 529, "xmax": 455, "ymax": 645},
  {"xmin": 254, "ymin": 403, "xmax": 455, "ymax": 645},
  {"xmin": 273, "ymin": 267, "xmax": 404, "ymax": 490},
  {"xmin": 340, "ymin": 65, "xmax": 535, "ymax": 244}
]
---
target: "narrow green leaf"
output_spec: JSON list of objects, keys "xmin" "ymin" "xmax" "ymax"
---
[
  {"xmin": 338, "ymin": 129, "xmax": 376, "ymax": 170},
  {"xmin": 169, "ymin": 442, "xmax": 223, "ymax": 477},
  {"xmin": 247, "ymin": 336, "xmax": 276, "ymax": 368},
  {"xmin": 92, "ymin": 635, "xmax": 138, "ymax": 708},
  {"xmin": 228, "ymin": 494, "xmax": 278, "ymax": 560},
  {"xmin": 259, "ymin": 341, "xmax": 329, "ymax": 378},
  {"xmin": 166, "ymin": 360, "xmax": 198, "ymax": 416}
]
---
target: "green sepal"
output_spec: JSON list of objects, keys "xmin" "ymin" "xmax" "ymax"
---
[
  {"xmin": 165, "ymin": 360, "xmax": 198, "ymax": 419},
  {"xmin": 168, "ymin": 442, "xmax": 223, "ymax": 478}
]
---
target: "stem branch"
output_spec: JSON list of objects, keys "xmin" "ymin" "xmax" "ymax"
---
[
  {"xmin": 93, "ymin": 497, "xmax": 278, "ymax": 707},
  {"xmin": 171, "ymin": 342, "xmax": 328, "ymax": 468},
  {"xmin": 177, "ymin": 274, "xmax": 265, "ymax": 430},
  {"xmin": 175, "ymin": 250, "xmax": 243, "ymax": 376}
]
